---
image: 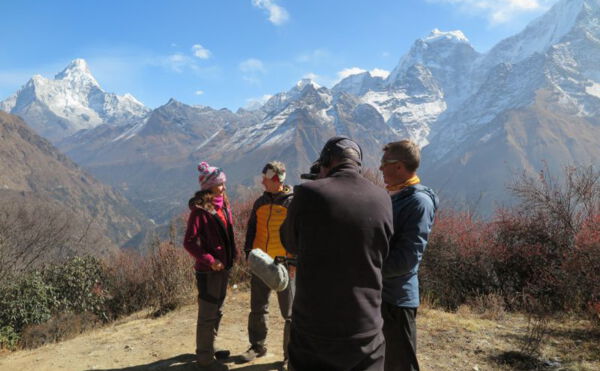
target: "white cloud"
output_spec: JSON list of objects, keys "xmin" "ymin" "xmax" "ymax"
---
[
  {"xmin": 302, "ymin": 72, "xmax": 320, "ymax": 81},
  {"xmin": 192, "ymin": 44, "xmax": 211, "ymax": 59},
  {"xmin": 426, "ymin": 0, "xmax": 558, "ymax": 25},
  {"xmin": 336, "ymin": 67, "xmax": 390, "ymax": 82},
  {"xmin": 300, "ymin": 72, "xmax": 336, "ymax": 87},
  {"xmin": 239, "ymin": 58, "xmax": 266, "ymax": 74},
  {"xmin": 252, "ymin": 0, "xmax": 289, "ymax": 25},
  {"xmin": 337, "ymin": 67, "xmax": 367, "ymax": 80},
  {"xmin": 195, "ymin": 90, "xmax": 204, "ymax": 95},
  {"xmin": 370, "ymin": 68, "xmax": 390, "ymax": 79},
  {"xmin": 153, "ymin": 53, "xmax": 221, "ymax": 78},
  {"xmin": 245, "ymin": 94, "xmax": 273, "ymax": 109},
  {"xmin": 163, "ymin": 53, "xmax": 194, "ymax": 73}
]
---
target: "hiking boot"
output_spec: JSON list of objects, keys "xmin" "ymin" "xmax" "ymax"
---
[
  {"xmin": 239, "ymin": 345, "xmax": 267, "ymax": 363},
  {"xmin": 214, "ymin": 349, "xmax": 230, "ymax": 360},
  {"xmin": 197, "ymin": 360, "xmax": 229, "ymax": 371}
]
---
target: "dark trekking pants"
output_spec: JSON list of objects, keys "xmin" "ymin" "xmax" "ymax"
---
[
  {"xmin": 288, "ymin": 326, "xmax": 385, "ymax": 371},
  {"xmin": 381, "ymin": 302, "xmax": 419, "ymax": 371},
  {"xmin": 248, "ymin": 272, "xmax": 295, "ymax": 359},
  {"xmin": 196, "ymin": 270, "xmax": 229, "ymax": 365}
]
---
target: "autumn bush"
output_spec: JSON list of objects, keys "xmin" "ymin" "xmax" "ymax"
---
[
  {"xmin": 420, "ymin": 210, "xmax": 499, "ymax": 310},
  {"xmin": 102, "ymin": 241, "xmax": 196, "ymax": 318},
  {"xmin": 101, "ymin": 249, "xmax": 152, "ymax": 319},
  {"xmin": 421, "ymin": 166, "xmax": 600, "ymax": 322},
  {"xmin": 148, "ymin": 242, "xmax": 196, "ymax": 315},
  {"xmin": 0, "ymin": 242, "xmax": 195, "ymax": 349}
]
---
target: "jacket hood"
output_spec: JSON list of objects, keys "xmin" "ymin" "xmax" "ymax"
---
[
  {"xmin": 326, "ymin": 161, "xmax": 362, "ymax": 177},
  {"xmin": 395, "ymin": 184, "xmax": 439, "ymax": 211},
  {"xmin": 188, "ymin": 195, "xmax": 226, "ymax": 212},
  {"xmin": 188, "ymin": 196, "xmax": 198, "ymax": 210}
]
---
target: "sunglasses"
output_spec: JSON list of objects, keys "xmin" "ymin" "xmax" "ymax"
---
[{"xmin": 380, "ymin": 159, "xmax": 401, "ymax": 168}]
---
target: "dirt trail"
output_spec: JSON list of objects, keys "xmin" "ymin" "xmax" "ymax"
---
[
  {"xmin": 1, "ymin": 289, "xmax": 598, "ymax": 370},
  {"xmin": 0, "ymin": 289, "xmax": 285, "ymax": 371}
]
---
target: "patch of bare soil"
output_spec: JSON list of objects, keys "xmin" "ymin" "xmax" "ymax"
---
[{"xmin": 0, "ymin": 289, "xmax": 598, "ymax": 370}]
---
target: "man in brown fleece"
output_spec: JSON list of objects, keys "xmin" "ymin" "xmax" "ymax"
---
[{"xmin": 281, "ymin": 137, "xmax": 393, "ymax": 371}]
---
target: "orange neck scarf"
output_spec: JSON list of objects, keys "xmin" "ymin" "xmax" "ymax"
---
[{"xmin": 386, "ymin": 175, "xmax": 420, "ymax": 193}]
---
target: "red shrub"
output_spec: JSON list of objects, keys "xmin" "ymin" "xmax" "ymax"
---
[
  {"xmin": 102, "ymin": 250, "xmax": 153, "ymax": 318},
  {"xmin": 421, "ymin": 210, "xmax": 499, "ymax": 309},
  {"xmin": 566, "ymin": 215, "xmax": 600, "ymax": 320}
]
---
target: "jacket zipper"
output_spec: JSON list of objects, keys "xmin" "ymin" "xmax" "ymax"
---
[{"xmin": 265, "ymin": 202, "xmax": 273, "ymax": 254}]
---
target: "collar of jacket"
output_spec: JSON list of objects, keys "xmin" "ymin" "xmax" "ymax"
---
[
  {"xmin": 198, "ymin": 205, "xmax": 233, "ymax": 242},
  {"xmin": 195, "ymin": 204, "xmax": 223, "ymax": 216},
  {"xmin": 263, "ymin": 184, "xmax": 292, "ymax": 199},
  {"xmin": 326, "ymin": 161, "xmax": 361, "ymax": 177},
  {"xmin": 387, "ymin": 175, "xmax": 420, "ymax": 194},
  {"xmin": 391, "ymin": 184, "xmax": 439, "ymax": 210}
]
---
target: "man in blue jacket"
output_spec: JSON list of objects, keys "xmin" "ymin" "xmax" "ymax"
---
[{"xmin": 379, "ymin": 140, "xmax": 438, "ymax": 371}]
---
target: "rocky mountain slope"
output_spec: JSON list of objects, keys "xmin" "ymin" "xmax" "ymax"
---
[
  {"xmin": 420, "ymin": 0, "xmax": 600, "ymax": 212},
  {"xmin": 0, "ymin": 111, "xmax": 150, "ymax": 253}
]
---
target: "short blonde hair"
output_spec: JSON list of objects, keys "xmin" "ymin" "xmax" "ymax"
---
[{"xmin": 383, "ymin": 140, "xmax": 420, "ymax": 172}]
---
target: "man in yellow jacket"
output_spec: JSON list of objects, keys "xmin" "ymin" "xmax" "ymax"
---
[{"xmin": 241, "ymin": 161, "xmax": 294, "ymax": 369}]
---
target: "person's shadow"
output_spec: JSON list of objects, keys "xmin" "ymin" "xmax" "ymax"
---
[{"xmin": 86, "ymin": 353, "xmax": 283, "ymax": 370}]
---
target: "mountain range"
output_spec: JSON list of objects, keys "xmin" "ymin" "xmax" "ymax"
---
[{"xmin": 2, "ymin": 0, "xmax": 600, "ymax": 220}]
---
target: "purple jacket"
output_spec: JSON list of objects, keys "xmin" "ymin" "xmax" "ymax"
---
[{"xmin": 183, "ymin": 200, "xmax": 237, "ymax": 272}]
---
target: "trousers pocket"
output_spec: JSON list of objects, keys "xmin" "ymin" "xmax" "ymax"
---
[{"xmin": 196, "ymin": 271, "xmax": 227, "ymax": 304}]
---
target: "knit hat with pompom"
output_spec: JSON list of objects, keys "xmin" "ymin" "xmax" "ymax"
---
[{"xmin": 198, "ymin": 162, "xmax": 227, "ymax": 190}]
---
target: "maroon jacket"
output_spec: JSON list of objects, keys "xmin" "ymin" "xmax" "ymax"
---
[{"xmin": 183, "ymin": 199, "xmax": 237, "ymax": 272}]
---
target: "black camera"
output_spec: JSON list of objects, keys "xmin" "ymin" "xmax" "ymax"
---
[{"xmin": 300, "ymin": 161, "xmax": 321, "ymax": 180}]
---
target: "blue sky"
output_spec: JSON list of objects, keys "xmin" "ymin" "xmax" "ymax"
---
[{"xmin": 0, "ymin": 0, "xmax": 560, "ymax": 110}]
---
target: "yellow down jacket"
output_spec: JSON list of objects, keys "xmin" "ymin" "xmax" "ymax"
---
[{"xmin": 244, "ymin": 186, "xmax": 293, "ymax": 258}]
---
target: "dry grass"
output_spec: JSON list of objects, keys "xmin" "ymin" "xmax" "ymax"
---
[
  {"xmin": 418, "ymin": 304, "xmax": 599, "ymax": 370},
  {"xmin": 1, "ymin": 289, "xmax": 598, "ymax": 371}
]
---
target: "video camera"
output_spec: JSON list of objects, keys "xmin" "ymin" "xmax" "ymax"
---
[{"xmin": 300, "ymin": 161, "xmax": 321, "ymax": 180}]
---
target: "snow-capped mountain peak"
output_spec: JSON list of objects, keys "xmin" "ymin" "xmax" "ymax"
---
[
  {"xmin": 54, "ymin": 58, "xmax": 100, "ymax": 88},
  {"xmin": 478, "ymin": 0, "xmax": 587, "ymax": 69},
  {"xmin": 386, "ymin": 28, "xmax": 477, "ymax": 86},
  {"xmin": 0, "ymin": 59, "xmax": 149, "ymax": 141},
  {"xmin": 295, "ymin": 78, "xmax": 321, "ymax": 90},
  {"xmin": 332, "ymin": 71, "xmax": 384, "ymax": 97},
  {"xmin": 423, "ymin": 28, "xmax": 469, "ymax": 44}
]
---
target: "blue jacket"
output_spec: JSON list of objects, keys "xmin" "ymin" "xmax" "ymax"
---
[{"xmin": 382, "ymin": 184, "xmax": 438, "ymax": 308}]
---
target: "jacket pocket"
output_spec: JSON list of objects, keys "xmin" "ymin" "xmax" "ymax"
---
[{"xmin": 196, "ymin": 271, "xmax": 227, "ymax": 304}]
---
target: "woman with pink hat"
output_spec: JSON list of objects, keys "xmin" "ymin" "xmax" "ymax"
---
[{"xmin": 183, "ymin": 162, "xmax": 237, "ymax": 371}]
